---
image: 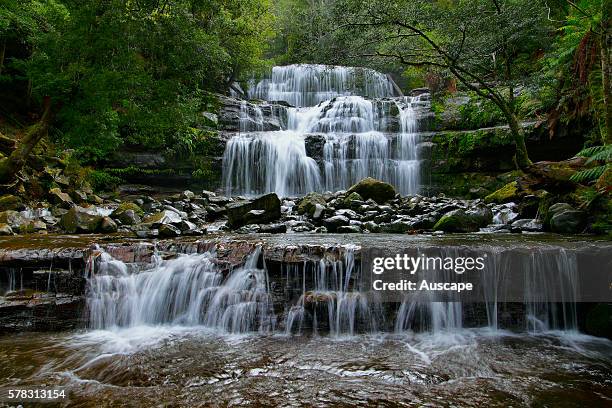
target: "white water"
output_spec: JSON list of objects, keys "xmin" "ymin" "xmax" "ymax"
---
[
  {"xmin": 222, "ymin": 64, "xmax": 423, "ymax": 197},
  {"xmin": 247, "ymin": 64, "xmax": 395, "ymax": 107},
  {"xmin": 284, "ymin": 246, "xmax": 384, "ymax": 336},
  {"xmin": 87, "ymin": 248, "xmax": 276, "ymax": 333},
  {"xmin": 82, "ymin": 245, "xmax": 580, "ymax": 337}
]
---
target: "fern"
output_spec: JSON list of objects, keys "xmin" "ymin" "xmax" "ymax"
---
[{"xmin": 570, "ymin": 144, "xmax": 612, "ymax": 183}]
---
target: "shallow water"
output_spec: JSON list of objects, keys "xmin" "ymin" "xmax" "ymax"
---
[{"xmin": 1, "ymin": 328, "xmax": 610, "ymax": 407}]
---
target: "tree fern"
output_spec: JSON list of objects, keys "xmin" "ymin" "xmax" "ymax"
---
[{"xmin": 570, "ymin": 144, "xmax": 612, "ymax": 183}]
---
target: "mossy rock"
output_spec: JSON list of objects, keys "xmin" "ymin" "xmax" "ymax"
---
[
  {"xmin": 0, "ymin": 195, "xmax": 23, "ymax": 211},
  {"xmin": 433, "ymin": 209, "xmax": 482, "ymax": 233},
  {"xmin": 112, "ymin": 202, "xmax": 144, "ymax": 217},
  {"xmin": 484, "ymin": 181, "xmax": 519, "ymax": 203},
  {"xmin": 59, "ymin": 207, "xmax": 104, "ymax": 233},
  {"xmin": 297, "ymin": 192, "xmax": 327, "ymax": 216},
  {"xmin": 347, "ymin": 177, "xmax": 396, "ymax": 203}
]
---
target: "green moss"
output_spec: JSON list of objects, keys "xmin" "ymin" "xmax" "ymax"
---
[
  {"xmin": 484, "ymin": 181, "xmax": 519, "ymax": 203},
  {"xmin": 112, "ymin": 202, "xmax": 144, "ymax": 217}
]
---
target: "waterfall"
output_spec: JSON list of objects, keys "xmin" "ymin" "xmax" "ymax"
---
[
  {"xmin": 247, "ymin": 64, "xmax": 395, "ymax": 107},
  {"xmin": 393, "ymin": 247, "xmax": 579, "ymax": 335},
  {"xmin": 86, "ymin": 248, "xmax": 276, "ymax": 333},
  {"xmin": 222, "ymin": 64, "xmax": 423, "ymax": 197},
  {"xmin": 283, "ymin": 246, "xmax": 383, "ymax": 336},
  {"xmin": 83, "ymin": 244, "xmax": 582, "ymax": 336}
]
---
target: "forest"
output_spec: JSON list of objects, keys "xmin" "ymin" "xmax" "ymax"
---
[{"xmin": 0, "ymin": 0, "xmax": 610, "ymax": 234}]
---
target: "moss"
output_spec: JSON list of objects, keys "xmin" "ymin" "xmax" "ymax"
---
[
  {"xmin": 347, "ymin": 177, "xmax": 396, "ymax": 203},
  {"xmin": 112, "ymin": 202, "xmax": 144, "ymax": 217},
  {"xmin": 484, "ymin": 181, "xmax": 519, "ymax": 203}
]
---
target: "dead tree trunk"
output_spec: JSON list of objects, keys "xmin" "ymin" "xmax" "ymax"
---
[{"xmin": 0, "ymin": 97, "xmax": 52, "ymax": 184}]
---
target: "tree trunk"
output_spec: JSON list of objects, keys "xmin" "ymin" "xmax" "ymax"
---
[
  {"xmin": 503, "ymin": 107, "xmax": 532, "ymax": 168},
  {"xmin": 601, "ymin": 0, "xmax": 611, "ymax": 144},
  {"xmin": 0, "ymin": 38, "xmax": 5, "ymax": 77},
  {"xmin": 0, "ymin": 97, "xmax": 52, "ymax": 184}
]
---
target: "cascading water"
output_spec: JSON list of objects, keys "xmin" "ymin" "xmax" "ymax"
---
[
  {"xmin": 247, "ymin": 64, "xmax": 395, "ymax": 107},
  {"xmin": 87, "ymin": 247, "xmax": 276, "ymax": 333},
  {"xmin": 222, "ymin": 64, "xmax": 424, "ymax": 197},
  {"xmin": 283, "ymin": 246, "xmax": 383, "ymax": 336}
]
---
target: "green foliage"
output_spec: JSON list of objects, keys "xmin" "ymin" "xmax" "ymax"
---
[
  {"xmin": 6, "ymin": 0, "xmax": 274, "ymax": 162},
  {"xmin": 87, "ymin": 169, "xmax": 123, "ymax": 192},
  {"xmin": 570, "ymin": 144, "xmax": 612, "ymax": 183}
]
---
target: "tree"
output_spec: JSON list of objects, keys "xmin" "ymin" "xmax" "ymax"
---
[
  {"xmin": 23, "ymin": 0, "xmax": 274, "ymax": 162},
  {"xmin": 328, "ymin": 0, "xmax": 553, "ymax": 168}
]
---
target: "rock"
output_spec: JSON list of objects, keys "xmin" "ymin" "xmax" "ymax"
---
[
  {"xmin": 114, "ymin": 209, "xmax": 141, "ymax": 225},
  {"xmin": 380, "ymin": 220, "xmax": 411, "ymax": 233},
  {"xmin": 205, "ymin": 204, "xmax": 227, "ymax": 221},
  {"xmin": 142, "ymin": 210, "xmax": 183, "ymax": 226},
  {"xmin": 59, "ymin": 207, "xmax": 104, "ymax": 233},
  {"xmin": 209, "ymin": 196, "xmax": 232, "ymax": 206},
  {"xmin": 337, "ymin": 225, "xmax": 361, "ymax": 233},
  {"xmin": 409, "ymin": 215, "xmax": 438, "ymax": 230},
  {"xmin": 0, "ymin": 195, "xmax": 24, "ymax": 211},
  {"xmin": 322, "ymin": 215, "xmax": 350, "ymax": 232},
  {"xmin": 49, "ymin": 188, "xmax": 74, "ymax": 208},
  {"xmin": 201, "ymin": 190, "xmax": 216, "ymax": 199},
  {"xmin": 550, "ymin": 210, "xmax": 585, "ymax": 233},
  {"xmin": 347, "ymin": 177, "xmax": 396, "ymax": 204},
  {"xmin": 99, "ymin": 217, "xmax": 118, "ymax": 233},
  {"xmin": 465, "ymin": 204, "xmax": 493, "ymax": 226},
  {"xmin": 548, "ymin": 202, "xmax": 573, "ymax": 215},
  {"xmin": 510, "ymin": 218, "xmax": 543, "ymax": 232},
  {"xmin": 70, "ymin": 190, "xmax": 88, "ymax": 203},
  {"xmin": 433, "ymin": 209, "xmax": 483, "ymax": 233},
  {"xmin": 226, "ymin": 193, "xmax": 281, "ymax": 229},
  {"xmin": 0, "ymin": 210, "xmax": 26, "ymax": 229},
  {"xmin": 297, "ymin": 192, "xmax": 327, "ymax": 216},
  {"xmin": 484, "ymin": 181, "xmax": 519, "ymax": 204},
  {"xmin": 312, "ymin": 204, "xmax": 326, "ymax": 219},
  {"xmin": 159, "ymin": 224, "xmax": 181, "ymax": 237},
  {"xmin": 181, "ymin": 190, "xmax": 195, "ymax": 200},
  {"xmin": 0, "ymin": 223, "xmax": 14, "ymax": 235},
  {"xmin": 363, "ymin": 221, "xmax": 381, "ymax": 233},
  {"xmin": 260, "ymin": 223, "xmax": 287, "ymax": 234},
  {"xmin": 88, "ymin": 194, "xmax": 104, "ymax": 205},
  {"xmin": 112, "ymin": 202, "xmax": 145, "ymax": 218},
  {"xmin": 339, "ymin": 192, "xmax": 364, "ymax": 209}
]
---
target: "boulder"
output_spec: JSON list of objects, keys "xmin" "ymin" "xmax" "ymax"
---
[
  {"xmin": 260, "ymin": 223, "xmax": 288, "ymax": 234},
  {"xmin": 0, "ymin": 210, "xmax": 26, "ymax": 229},
  {"xmin": 322, "ymin": 215, "xmax": 350, "ymax": 232},
  {"xmin": 433, "ymin": 209, "xmax": 487, "ymax": 233},
  {"xmin": 297, "ymin": 192, "xmax": 327, "ymax": 216},
  {"xmin": 510, "ymin": 218, "xmax": 543, "ymax": 233},
  {"xmin": 159, "ymin": 224, "xmax": 181, "ymax": 237},
  {"xmin": 380, "ymin": 220, "xmax": 411, "ymax": 233},
  {"xmin": 0, "ymin": 223, "xmax": 14, "ymax": 235},
  {"xmin": 49, "ymin": 188, "xmax": 74, "ymax": 208},
  {"xmin": 112, "ymin": 202, "xmax": 145, "ymax": 218},
  {"xmin": 142, "ymin": 210, "xmax": 183, "ymax": 226},
  {"xmin": 347, "ymin": 177, "xmax": 396, "ymax": 203},
  {"xmin": 337, "ymin": 225, "xmax": 361, "ymax": 233},
  {"xmin": 550, "ymin": 210, "xmax": 585, "ymax": 233},
  {"xmin": 0, "ymin": 195, "xmax": 24, "ymax": 211},
  {"xmin": 226, "ymin": 193, "xmax": 281, "ymax": 229},
  {"xmin": 59, "ymin": 207, "xmax": 104, "ymax": 233},
  {"xmin": 484, "ymin": 181, "xmax": 519, "ymax": 204},
  {"xmin": 114, "ymin": 209, "xmax": 141, "ymax": 225},
  {"xmin": 465, "ymin": 204, "xmax": 493, "ymax": 226},
  {"xmin": 99, "ymin": 217, "xmax": 118, "ymax": 233},
  {"xmin": 181, "ymin": 190, "xmax": 195, "ymax": 200}
]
